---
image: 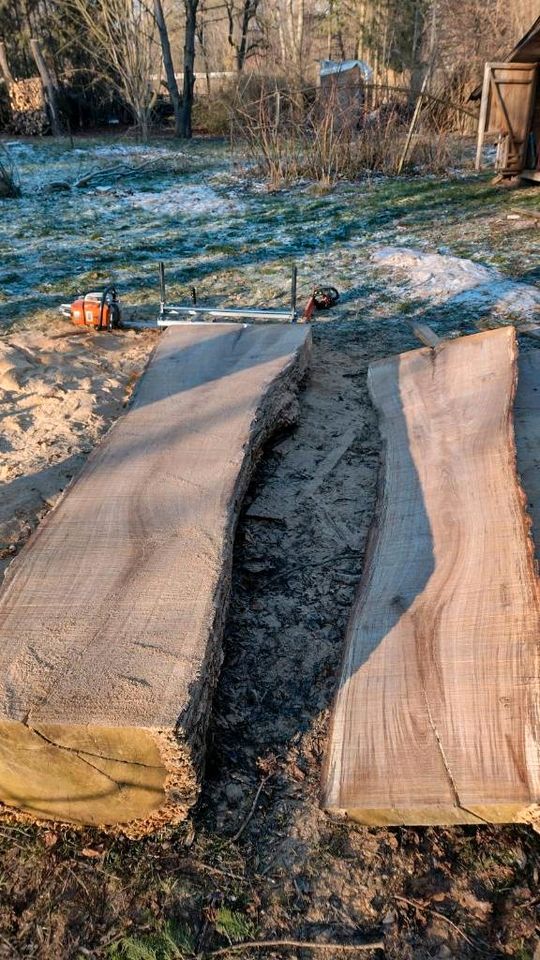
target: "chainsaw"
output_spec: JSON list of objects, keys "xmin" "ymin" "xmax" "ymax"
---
[
  {"xmin": 59, "ymin": 266, "xmax": 340, "ymax": 330},
  {"xmin": 60, "ymin": 286, "xmax": 122, "ymax": 331}
]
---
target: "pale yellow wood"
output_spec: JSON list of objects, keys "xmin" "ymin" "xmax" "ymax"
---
[
  {"xmin": 323, "ymin": 327, "xmax": 540, "ymax": 827},
  {"xmin": 475, "ymin": 61, "xmax": 492, "ymax": 171},
  {"xmin": 510, "ymin": 207, "xmax": 540, "ymax": 220},
  {"xmin": 0, "ymin": 323, "xmax": 311, "ymax": 832}
]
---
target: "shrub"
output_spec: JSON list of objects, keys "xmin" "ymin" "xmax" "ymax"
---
[
  {"xmin": 193, "ymin": 83, "xmax": 237, "ymax": 137},
  {"xmin": 231, "ymin": 80, "xmax": 467, "ymax": 186},
  {"xmin": 0, "ymin": 145, "xmax": 20, "ymax": 198}
]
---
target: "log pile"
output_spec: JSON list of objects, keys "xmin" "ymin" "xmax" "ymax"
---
[{"xmin": 8, "ymin": 78, "xmax": 47, "ymax": 135}]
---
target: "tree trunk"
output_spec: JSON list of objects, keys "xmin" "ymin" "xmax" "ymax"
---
[
  {"xmin": 0, "ymin": 42, "xmax": 14, "ymax": 85},
  {"xmin": 236, "ymin": 0, "xmax": 257, "ymax": 72},
  {"xmin": 154, "ymin": 0, "xmax": 182, "ymax": 136},
  {"xmin": 181, "ymin": 0, "xmax": 199, "ymax": 139},
  {"xmin": 30, "ymin": 37, "xmax": 62, "ymax": 135},
  {"xmin": 292, "ymin": 0, "xmax": 305, "ymax": 84},
  {"xmin": 138, "ymin": 108, "xmax": 149, "ymax": 143}
]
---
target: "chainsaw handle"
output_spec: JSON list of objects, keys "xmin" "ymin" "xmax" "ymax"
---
[{"xmin": 99, "ymin": 286, "xmax": 118, "ymax": 331}]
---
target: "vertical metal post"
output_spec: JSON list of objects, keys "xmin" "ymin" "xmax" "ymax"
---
[
  {"xmin": 159, "ymin": 262, "xmax": 166, "ymax": 321},
  {"xmin": 291, "ymin": 264, "xmax": 298, "ymax": 322}
]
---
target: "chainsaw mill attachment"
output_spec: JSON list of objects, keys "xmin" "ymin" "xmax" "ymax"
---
[
  {"xmin": 157, "ymin": 263, "xmax": 339, "ymax": 325},
  {"xmin": 158, "ymin": 263, "xmax": 301, "ymax": 325},
  {"xmin": 60, "ymin": 265, "xmax": 339, "ymax": 331}
]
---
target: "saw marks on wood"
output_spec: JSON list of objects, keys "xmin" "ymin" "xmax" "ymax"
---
[
  {"xmin": 0, "ymin": 323, "xmax": 311, "ymax": 831},
  {"xmin": 515, "ymin": 348, "xmax": 540, "ymax": 563},
  {"xmin": 323, "ymin": 327, "xmax": 540, "ymax": 827}
]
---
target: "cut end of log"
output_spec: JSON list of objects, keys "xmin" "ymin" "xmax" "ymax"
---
[
  {"xmin": 0, "ymin": 720, "xmax": 204, "ymax": 833},
  {"xmin": 0, "ymin": 721, "xmax": 177, "ymax": 828}
]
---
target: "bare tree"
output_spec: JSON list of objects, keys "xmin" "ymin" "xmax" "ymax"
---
[
  {"xmin": 225, "ymin": 0, "xmax": 262, "ymax": 71},
  {"xmin": 181, "ymin": 0, "xmax": 199, "ymax": 137},
  {"xmin": 153, "ymin": 0, "xmax": 182, "ymax": 135},
  {"xmin": 60, "ymin": 0, "xmax": 158, "ymax": 140},
  {"xmin": 278, "ymin": 0, "xmax": 306, "ymax": 83}
]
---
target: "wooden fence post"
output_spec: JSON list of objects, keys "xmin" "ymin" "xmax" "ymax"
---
[
  {"xmin": 475, "ymin": 62, "xmax": 492, "ymax": 171},
  {"xmin": 397, "ymin": 73, "xmax": 429, "ymax": 174}
]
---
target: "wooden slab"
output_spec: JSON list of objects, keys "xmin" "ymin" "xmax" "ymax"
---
[
  {"xmin": 0, "ymin": 323, "xmax": 311, "ymax": 832},
  {"xmin": 515, "ymin": 348, "xmax": 540, "ymax": 562},
  {"xmin": 323, "ymin": 327, "xmax": 540, "ymax": 827}
]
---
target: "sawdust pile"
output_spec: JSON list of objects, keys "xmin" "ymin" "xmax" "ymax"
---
[{"xmin": 0, "ymin": 319, "xmax": 156, "ymax": 575}]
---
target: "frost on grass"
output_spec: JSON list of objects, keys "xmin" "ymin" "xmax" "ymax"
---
[
  {"xmin": 1, "ymin": 138, "xmax": 538, "ymax": 335},
  {"xmin": 126, "ymin": 184, "xmax": 244, "ymax": 217}
]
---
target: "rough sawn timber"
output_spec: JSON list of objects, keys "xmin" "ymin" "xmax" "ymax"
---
[
  {"xmin": 0, "ymin": 323, "xmax": 311, "ymax": 833},
  {"xmin": 323, "ymin": 326, "xmax": 540, "ymax": 827}
]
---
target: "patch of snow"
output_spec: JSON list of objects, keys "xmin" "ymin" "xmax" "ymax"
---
[
  {"xmin": 371, "ymin": 246, "xmax": 540, "ymax": 321},
  {"xmin": 124, "ymin": 184, "xmax": 244, "ymax": 218}
]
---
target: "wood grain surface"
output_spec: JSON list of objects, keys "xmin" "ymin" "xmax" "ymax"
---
[
  {"xmin": 516, "ymin": 348, "xmax": 540, "ymax": 562},
  {"xmin": 0, "ymin": 323, "xmax": 311, "ymax": 831},
  {"xmin": 323, "ymin": 327, "xmax": 540, "ymax": 827}
]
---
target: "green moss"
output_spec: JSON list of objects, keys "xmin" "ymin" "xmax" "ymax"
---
[
  {"xmin": 107, "ymin": 921, "xmax": 195, "ymax": 960},
  {"xmin": 214, "ymin": 906, "xmax": 256, "ymax": 944}
]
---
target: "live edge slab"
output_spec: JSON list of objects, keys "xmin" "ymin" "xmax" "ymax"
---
[
  {"xmin": 323, "ymin": 327, "xmax": 540, "ymax": 828},
  {"xmin": 0, "ymin": 323, "xmax": 311, "ymax": 834}
]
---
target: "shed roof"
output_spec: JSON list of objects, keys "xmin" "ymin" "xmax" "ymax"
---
[
  {"xmin": 319, "ymin": 59, "xmax": 373, "ymax": 80},
  {"xmin": 470, "ymin": 15, "xmax": 540, "ymax": 100},
  {"xmin": 508, "ymin": 15, "xmax": 540, "ymax": 63}
]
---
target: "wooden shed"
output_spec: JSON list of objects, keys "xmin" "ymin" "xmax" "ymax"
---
[
  {"xmin": 475, "ymin": 16, "xmax": 540, "ymax": 182},
  {"xmin": 319, "ymin": 59, "xmax": 372, "ymax": 128}
]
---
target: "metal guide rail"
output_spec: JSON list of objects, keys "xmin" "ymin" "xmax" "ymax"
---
[{"xmin": 157, "ymin": 262, "xmax": 299, "ymax": 326}]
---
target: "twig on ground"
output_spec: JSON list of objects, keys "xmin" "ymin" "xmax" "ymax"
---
[
  {"xmin": 230, "ymin": 776, "xmax": 271, "ymax": 843},
  {"xmin": 73, "ymin": 157, "xmax": 157, "ymax": 189},
  {"xmin": 509, "ymin": 207, "xmax": 540, "ymax": 222},
  {"xmin": 177, "ymin": 857, "xmax": 248, "ymax": 884},
  {"xmin": 394, "ymin": 895, "xmax": 490, "ymax": 952},
  {"xmin": 202, "ymin": 938, "xmax": 385, "ymax": 957}
]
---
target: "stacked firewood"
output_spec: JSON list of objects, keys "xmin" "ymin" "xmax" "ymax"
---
[{"xmin": 8, "ymin": 78, "xmax": 47, "ymax": 135}]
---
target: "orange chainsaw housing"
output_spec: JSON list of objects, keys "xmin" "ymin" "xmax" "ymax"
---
[{"xmin": 70, "ymin": 295, "xmax": 112, "ymax": 329}]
